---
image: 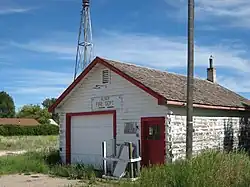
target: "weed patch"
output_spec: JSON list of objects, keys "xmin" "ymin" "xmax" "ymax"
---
[
  {"xmin": 119, "ymin": 150, "xmax": 250, "ymax": 187},
  {"xmin": 2, "ymin": 149, "xmax": 250, "ymax": 187},
  {"xmin": 0, "ymin": 151, "xmax": 50, "ymax": 175},
  {"xmin": 0, "ymin": 149, "xmax": 98, "ymax": 183}
]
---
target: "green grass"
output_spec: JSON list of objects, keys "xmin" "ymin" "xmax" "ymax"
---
[
  {"xmin": 0, "ymin": 135, "xmax": 58, "ymax": 151},
  {"xmin": 0, "ymin": 149, "xmax": 117, "ymax": 186},
  {"xmin": 119, "ymin": 150, "xmax": 250, "ymax": 187},
  {"xmin": 2, "ymin": 149, "xmax": 250, "ymax": 187},
  {"xmin": 0, "ymin": 136, "xmax": 112, "ymax": 186},
  {"xmin": 0, "ymin": 149, "xmax": 98, "ymax": 181}
]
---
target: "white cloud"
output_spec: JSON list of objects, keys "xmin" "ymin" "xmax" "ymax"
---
[
  {"xmin": 10, "ymin": 41, "xmax": 75, "ymax": 56},
  {"xmin": 10, "ymin": 31, "xmax": 250, "ymax": 72},
  {"xmin": 0, "ymin": 61, "xmax": 11, "ymax": 65},
  {"xmin": 218, "ymin": 74, "xmax": 250, "ymax": 93},
  {"xmin": 94, "ymin": 32, "xmax": 250, "ymax": 73},
  {"xmin": 0, "ymin": 55, "xmax": 12, "ymax": 65},
  {"xmin": 6, "ymin": 31, "xmax": 250, "ymax": 96},
  {"xmin": 4, "ymin": 69, "xmax": 72, "ymax": 96},
  {"xmin": 165, "ymin": 0, "xmax": 250, "ymax": 28},
  {"xmin": 11, "ymin": 87, "xmax": 66, "ymax": 94},
  {"xmin": 0, "ymin": 0, "xmax": 37, "ymax": 15},
  {"xmin": 0, "ymin": 7, "xmax": 32, "ymax": 15}
]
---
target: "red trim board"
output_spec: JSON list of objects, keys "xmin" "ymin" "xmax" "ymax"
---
[
  {"xmin": 100, "ymin": 58, "xmax": 165, "ymax": 102},
  {"xmin": 48, "ymin": 58, "xmax": 100, "ymax": 113},
  {"xmin": 65, "ymin": 110, "xmax": 116, "ymax": 164},
  {"xmin": 166, "ymin": 100, "xmax": 250, "ymax": 111}
]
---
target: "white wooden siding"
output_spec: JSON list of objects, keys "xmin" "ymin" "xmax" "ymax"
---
[{"xmin": 57, "ymin": 63, "xmax": 170, "ymax": 163}]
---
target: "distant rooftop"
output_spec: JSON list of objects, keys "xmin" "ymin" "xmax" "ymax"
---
[{"xmin": 0, "ymin": 118, "xmax": 40, "ymax": 126}]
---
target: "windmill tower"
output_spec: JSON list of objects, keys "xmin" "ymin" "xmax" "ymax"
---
[{"xmin": 74, "ymin": 0, "xmax": 93, "ymax": 80}]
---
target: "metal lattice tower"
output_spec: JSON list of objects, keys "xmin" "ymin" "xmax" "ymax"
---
[{"xmin": 74, "ymin": 0, "xmax": 93, "ymax": 80}]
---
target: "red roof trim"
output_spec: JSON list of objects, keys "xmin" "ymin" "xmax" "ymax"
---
[
  {"xmin": 48, "ymin": 58, "xmax": 100, "ymax": 113},
  {"xmin": 99, "ymin": 58, "xmax": 165, "ymax": 100},
  {"xmin": 48, "ymin": 56, "xmax": 249, "ymax": 112},
  {"xmin": 48, "ymin": 57, "xmax": 164, "ymax": 112},
  {"xmin": 167, "ymin": 100, "xmax": 250, "ymax": 111}
]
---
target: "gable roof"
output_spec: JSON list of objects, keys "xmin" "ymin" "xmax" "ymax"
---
[
  {"xmin": 48, "ymin": 57, "xmax": 250, "ymax": 112},
  {"xmin": 0, "ymin": 118, "xmax": 40, "ymax": 126}
]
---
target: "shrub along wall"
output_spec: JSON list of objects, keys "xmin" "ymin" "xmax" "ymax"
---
[{"xmin": 0, "ymin": 124, "xmax": 59, "ymax": 136}]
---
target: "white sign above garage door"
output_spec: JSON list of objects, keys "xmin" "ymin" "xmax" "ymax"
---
[{"xmin": 91, "ymin": 95, "xmax": 123, "ymax": 111}]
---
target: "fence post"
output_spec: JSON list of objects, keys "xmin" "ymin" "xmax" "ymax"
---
[
  {"xmin": 102, "ymin": 141, "xmax": 107, "ymax": 176},
  {"xmin": 112, "ymin": 138, "xmax": 117, "ymax": 173},
  {"xmin": 128, "ymin": 142, "xmax": 134, "ymax": 178},
  {"xmin": 136, "ymin": 139, "xmax": 141, "ymax": 175}
]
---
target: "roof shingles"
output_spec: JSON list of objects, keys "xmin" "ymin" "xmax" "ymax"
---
[{"xmin": 103, "ymin": 59, "xmax": 250, "ymax": 108}]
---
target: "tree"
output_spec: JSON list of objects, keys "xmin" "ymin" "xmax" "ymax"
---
[
  {"xmin": 42, "ymin": 98, "xmax": 57, "ymax": 109},
  {"xmin": 42, "ymin": 98, "xmax": 59, "ymax": 124},
  {"xmin": 0, "ymin": 91, "xmax": 15, "ymax": 118},
  {"xmin": 16, "ymin": 104, "xmax": 51, "ymax": 125}
]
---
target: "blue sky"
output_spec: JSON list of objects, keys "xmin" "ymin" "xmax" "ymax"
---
[{"xmin": 1, "ymin": 0, "xmax": 250, "ymax": 110}]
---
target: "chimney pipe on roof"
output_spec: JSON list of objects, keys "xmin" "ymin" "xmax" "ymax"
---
[
  {"xmin": 207, "ymin": 55, "xmax": 216, "ymax": 83},
  {"xmin": 209, "ymin": 55, "xmax": 213, "ymax": 68}
]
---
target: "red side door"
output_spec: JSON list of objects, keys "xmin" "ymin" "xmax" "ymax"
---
[{"xmin": 141, "ymin": 117, "xmax": 165, "ymax": 166}]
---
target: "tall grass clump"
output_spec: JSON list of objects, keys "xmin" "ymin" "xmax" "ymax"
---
[
  {"xmin": 121, "ymin": 150, "xmax": 250, "ymax": 187},
  {"xmin": 0, "ymin": 151, "xmax": 50, "ymax": 175}
]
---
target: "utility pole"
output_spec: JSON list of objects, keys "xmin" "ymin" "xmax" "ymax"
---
[{"xmin": 186, "ymin": 0, "xmax": 194, "ymax": 159}]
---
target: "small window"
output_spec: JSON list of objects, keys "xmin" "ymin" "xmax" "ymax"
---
[
  {"xmin": 147, "ymin": 125, "xmax": 160, "ymax": 140},
  {"xmin": 124, "ymin": 122, "xmax": 137, "ymax": 134},
  {"xmin": 102, "ymin": 69, "xmax": 110, "ymax": 84}
]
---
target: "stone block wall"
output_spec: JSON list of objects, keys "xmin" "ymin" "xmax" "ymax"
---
[{"xmin": 168, "ymin": 115, "xmax": 241, "ymax": 161}]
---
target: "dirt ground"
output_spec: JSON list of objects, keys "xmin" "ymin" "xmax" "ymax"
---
[
  {"xmin": 0, "ymin": 174, "xmax": 84, "ymax": 187},
  {"xmin": 0, "ymin": 174, "xmax": 115, "ymax": 187}
]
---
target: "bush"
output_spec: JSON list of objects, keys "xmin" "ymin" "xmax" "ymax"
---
[{"xmin": 0, "ymin": 124, "xmax": 59, "ymax": 136}]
